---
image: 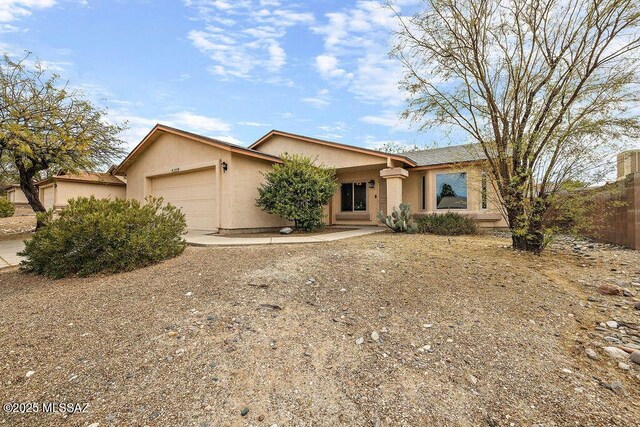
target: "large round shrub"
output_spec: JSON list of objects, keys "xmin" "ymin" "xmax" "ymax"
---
[
  {"xmin": 20, "ymin": 196, "xmax": 186, "ymax": 278},
  {"xmin": 0, "ymin": 196, "xmax": 15, "ymax": 217}
]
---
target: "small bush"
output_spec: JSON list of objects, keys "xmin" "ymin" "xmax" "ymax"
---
[
  {"xmin": 417, "ymin": 212, "xmax": 478, "ymax": 235},
  {"xmin": 377, "ymin": 203, "xmax": 418, "ymax": 233},
  {"xmin": 20, "ymin": 196, "xmax": 186, "ymax": 278},
  {"xmin": 0, "ymin": 197, "xmax": 15, "ymax": 217}
]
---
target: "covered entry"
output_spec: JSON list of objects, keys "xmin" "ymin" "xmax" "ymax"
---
[{"xmin": 150, "ymin": 168, "xmax": 217, "ymax": 230}]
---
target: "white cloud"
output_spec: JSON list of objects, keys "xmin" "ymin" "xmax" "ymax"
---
[
  {"xmin": 360, "ymin": 110, "xmax": 411, "ymax": 130},
  {"xmin": 302, "ymin": 88, "xmax": 331, "ymax": 108},
  {"xmin": 0, "ymin": 0, "xmax": 56, "ymax": 23},
  {"xmin": 108, "ymin": 109, "xmax": 233, "ymax": 150},
  {"xmin": 185, "ymin": 0, "xmax": 314, "ymax": 80},
  {"xmin": 165, "ymin": 111, "xmax": 231, "ymax": 133},
  {"xmin": 312, "ymin": 1, "xmax": 416, "ymax": 107},
  {"xmin": 238, "ymin": 121, "xmax": 271, "ymax": 127}
]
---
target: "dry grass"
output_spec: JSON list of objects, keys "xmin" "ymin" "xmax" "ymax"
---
[{"xmin": 0, "ymin": 233, "xmax": 639, "ymax": 426}]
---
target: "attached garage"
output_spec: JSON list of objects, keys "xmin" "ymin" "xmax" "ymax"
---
[
  {"xmin": 150, "ymin": 168, "xmax": 217, "ymax": 230},
  {"xmin": 41, "ymin": 185, "xmax": 55, "ymax": 210}
]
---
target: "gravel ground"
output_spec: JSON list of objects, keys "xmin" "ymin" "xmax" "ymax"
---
[
  {"xmin": 0, "ymin": 216, "xmax": 35, "ymax": 239},
  {"xmin": 1, "ymin": 233, "xmax": 639, "ymax": 426}
]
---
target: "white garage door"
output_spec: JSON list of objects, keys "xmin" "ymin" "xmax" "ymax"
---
[
  {"xmin": 151, "ymin": 169, "xmax": 217, "ymax": 230},
  {"xmin": 42, "ymin": 186, "xmax": 54, "ymax": 210}
]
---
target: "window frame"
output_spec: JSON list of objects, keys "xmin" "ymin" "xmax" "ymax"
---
[
  {"xmin": 435, "ymin": 171, "xmax": 468, "ymax": 210},
  {"xmin": 340, "ymin": 182, "xmax": 367, "ymax": 212},
  {"xmin": 420, "ymin": 175, "xmax": 426, "ymax": 211}
]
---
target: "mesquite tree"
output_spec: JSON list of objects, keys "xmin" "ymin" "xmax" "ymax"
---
[
  {"xmin": 393, "ymin": 0, "xmax": 640, "ymax": 252},
  {"xmin": 0, "ymin": 54, "xmax": 126, "ymax": 222}
]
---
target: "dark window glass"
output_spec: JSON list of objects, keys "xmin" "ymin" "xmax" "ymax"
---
[
  {"xmin": 341, "ymin": 183, "xmax": 353, "ymax": 211},
  {"xmin": 436, "ymin": 172, "xmax": 467, "ymax": 209},
  {"xmin": 481, "ymin": 172, "xmax": 488, "ymax": 209},
  {"xmin": 353, "ymin": 182, "xmax": 367, "ymax": 211},
  {"xmin": 421, "ymin": 175, "xmax": 426, "ymax": 210}
]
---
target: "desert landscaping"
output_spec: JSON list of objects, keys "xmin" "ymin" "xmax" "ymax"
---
[{"xmin": 1, "ymin": 232, "xmax": 639, "ymax": 426}]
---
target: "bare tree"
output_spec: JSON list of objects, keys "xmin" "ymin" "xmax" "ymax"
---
[
  {"xmin": 0, "ymin": 54, "xmax": 126, "ymax": 223},
  {"xmin": 393, "ymin": 0, "xmax": 640, "ymax": 252}
]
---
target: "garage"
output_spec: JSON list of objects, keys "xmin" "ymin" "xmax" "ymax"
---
[
  {"xmin": 150, "ymin": 168, "xmax": 217, "ymax": 230},
  {"xmin": 41, "ymin": 186, "xmax": 55, "ymax": 210}
]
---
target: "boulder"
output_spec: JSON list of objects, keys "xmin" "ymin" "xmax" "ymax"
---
[
  {"xmin": 597, "ymin": 284, "xmax": 624, "ymax": 296},
  {"xmin": 279, "ymin": 227, "xmax": 293, "ymax": 235},
  {"xmin": 603, "ymin": 346, "xmax": 629, "ymax": 360}
]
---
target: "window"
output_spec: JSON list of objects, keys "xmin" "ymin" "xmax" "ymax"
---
[
  {"xmin": 436, "ymin": 172, "xmax": 467, "ymax": 209},
  {"xmin": 481, "ymin": 172, "xmax": 488, "ymax": 209},
  {"xmin": 341, "ymin": 182, "xmax": 367, "ymax": 211},
  {"xmin": 421, "ymin": 175, "xmax": 426, "ymax": 210}
]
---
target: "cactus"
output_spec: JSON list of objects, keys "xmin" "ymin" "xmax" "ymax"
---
[{"xmin": 377, "ymin": 203, "xmax": 418, "ymax": 233}]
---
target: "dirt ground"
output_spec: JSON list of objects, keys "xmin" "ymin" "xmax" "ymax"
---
[
  {"xmin": 0, "ymin": 215, "xmax": 35, "ymax": 239},
  {"xmin": 1, "ymin": 233, "xmax": 639, "ymax": 426}
]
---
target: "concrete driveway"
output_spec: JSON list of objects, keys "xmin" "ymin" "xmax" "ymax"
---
[{"xmin": 0, "ymin": 239, "xmax": 26, "ymax": 269}]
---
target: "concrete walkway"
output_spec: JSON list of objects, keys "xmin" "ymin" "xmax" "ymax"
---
[
  {"xmin": 0, "ymin": 239, "xmax": 26, "ymax": 269},
  {"xmin": 186, "ymin": 227, "xmax": 385, "ymax": 246}
]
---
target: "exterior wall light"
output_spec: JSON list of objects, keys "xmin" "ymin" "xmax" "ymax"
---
[
  {"xmin": 222, "ymin": 161, "xmax": 228, "ymax": 172},
  {"xmin": 368, "ymin": 179, "xmax": 375, "ymax": 188}
]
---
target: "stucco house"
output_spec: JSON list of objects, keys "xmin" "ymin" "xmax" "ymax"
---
[
  {"xmin": 35, "ymin": 171, "xmax": 126, "ymax": 211},
  {"xmin": 114, "ymin": 124, "xmax": 507, "ymax": 232},
  {"xmin": 4, "ymin": 184, "xmax": 32, "ymax": 215}
]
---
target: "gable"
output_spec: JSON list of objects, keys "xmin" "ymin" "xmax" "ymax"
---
[{"xmin": 253, "ymin": 134, "xmax": 404, "ymax": 169}]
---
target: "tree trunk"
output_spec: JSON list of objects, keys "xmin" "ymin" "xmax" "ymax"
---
[
  {"xmin": 17, "ymin": 168, "xmax": 46, "ymax": 229},
  {"xmin": 507, "ymin": 196, "xmax": 548, "ymax": 254}
]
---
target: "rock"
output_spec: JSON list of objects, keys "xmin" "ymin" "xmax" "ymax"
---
[
  {"xmin": 25, "ymin": 371, "xmax": 35, "ymax": 378},
  {"xmin": 87, "ymin": 423, "xmax": 100, "ymax": 427},
  {"xmin": 618, "ymin": 362, "xmax": 630, "ymax": 370},
  {"xmin": 585, "ymin": 348, "xmax": 599, "ymax": 360},
  {"xmin": 167, "ymin": 331, "xmax": 178, "ymax": 337},
  {"xmin": 604, "ymin": 336, "xmax": 622, "ymax": 344},
  {"xmin": 603, "ymin": 346, "xmax": 629, "ymax": 360},
  {"xmin": 600, "ymin": 381, "xmax": 625, "ymax": 394},
  {"xmin": 185, "ymin": 292, "xmax": 193, "ymax": 297},
  {"xmin": 355, "ymin": 337, "xmax": 365, "ymax": 345},
  {"xmin": 240, "ymin": 407, "xmax": 250, "ymax": 417},
  {"xmin": 606, "ymin": 320, "xmax": 619, "ymax": 328},
  {"xmin": 279, "ymin": 227, "xmax": 293, "ymax": 235},
  {"xmin": 371, "ymin": 331, "xmax": 380, "ymax": 342},
  {"xmin": 561, "ymin": 368, "xmax": 572, "ymax": 374},
  {"xmin": 631, "ymin": 351, "xmax": 640, "ymax": 365},
  {"xmin": 634, "ymin": 301, "xmax": 640, "ymax": 310},
  {"xmin": 467, "ymin": 374, "xmax": 478, "ymax": 385},
  {"xmin": 597, "ymin": 284, "xmax": 624, "ymax": 296},
  {"xmin": 623, "ymin": 288, "xmax": 634, "ymax": 297},
  {"xmin": 258, "ymin": 414, "xmax": 265, "ymax": 421},
  {"xmin": 423, "ymin": 323, "xmax": 433, "ymax": 328}
]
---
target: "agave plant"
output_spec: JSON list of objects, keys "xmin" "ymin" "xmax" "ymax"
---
[{"xmin": 377, "ymin": 202, "xmax": 418, "ymax": 233}]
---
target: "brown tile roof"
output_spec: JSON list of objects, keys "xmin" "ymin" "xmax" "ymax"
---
[{"xmin": 36, "ymin": 172, "xmax": 126, "ymax": 187}]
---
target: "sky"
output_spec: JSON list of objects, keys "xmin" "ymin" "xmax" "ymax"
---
[{"xmin": 0, "ymin": 0, "xmax": 453, "ymax": 155}]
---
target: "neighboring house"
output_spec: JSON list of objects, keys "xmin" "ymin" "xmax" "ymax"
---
[
  {"xmin": 114, "ymin": 124, "xmax": 507, "ymax": 232},
  {"xmin": 4, "ymin": 184, "xmax": 33, "ymax": 215},
  {"xmin": 36, "ymin": 171, "xmax": 126, "ymax": 210}
]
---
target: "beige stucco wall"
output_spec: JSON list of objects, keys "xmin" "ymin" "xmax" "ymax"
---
[
  {"xmin": 54, "ymin": 181, "xmax": 126, "ymax": 208},
  {"xmin": 403, "ymin": 164, "xmax": 507, "ymax": 227},
  {"xmin": 255, "ymin": 135, "xmax": 389, "ymax": 169},
  {"xmin": 7, "ymin": 188, "xmax": 29, "ymax": 204},
  {"xmin": 226, "ymin": 152, "xmax": 290, "ymax": 231}
]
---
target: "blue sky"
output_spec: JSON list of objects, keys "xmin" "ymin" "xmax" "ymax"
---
[{"xmin": 0, "ymin": 0, "xmax": 456, "ymax": 154}]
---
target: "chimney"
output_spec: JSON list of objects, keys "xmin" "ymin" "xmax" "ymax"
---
[{"xmin": 617, "ymin": 149, "xmax": 640, "ymax": 180}]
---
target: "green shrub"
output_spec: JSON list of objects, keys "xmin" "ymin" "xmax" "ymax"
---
[
  {"xmin": 19, "ymin": 196, "xmax": 186, "ymax": 278},
  {"xmin": 257, "ymin": 154, "xmax": 337, "ymax": 231},
  {"xmin": 417, "ymin": 212, "xmax": 478, "ymax": 235},
  {"xmin": 0, "ymin": 197, "xmax": 15, "ymax": 217},
  {"xmin": 377, "ymin": 202, "xmax": 418, "ymax": 233}
]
